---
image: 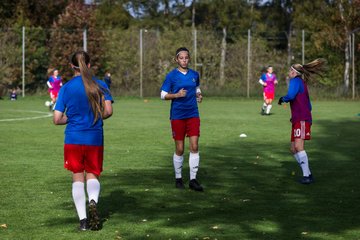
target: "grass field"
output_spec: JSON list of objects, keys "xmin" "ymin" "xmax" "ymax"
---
[{"xmin": 1, "ymin": 97, "xmax": 359, "ymax": 240}]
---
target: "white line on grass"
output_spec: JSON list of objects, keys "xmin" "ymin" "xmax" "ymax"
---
[{"xmin": 0, "ymin": 110, "xmax": 52, "ymax": 122}]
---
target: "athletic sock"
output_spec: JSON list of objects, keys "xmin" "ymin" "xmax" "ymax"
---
[
  {"xmin": 297, "ymin": 150, "xmax": 311, "ymax": 177},
  {"xmin": 266, "ymin": 104, "xmax": 272, "ymax": 114},
  {"xmin": 189, "ymin": 152, "xmax": 200, "ymax": 180},
  {"xmin": 173, "ymin": 153, "xmax": 184, "ymax": 179},
  {"xmin": 262, "ymin": 103, "xmax": 267, "ymax": 110},
  {"xmin": 86, "ymin": 179, "xmax": 100, "ymax": 203},
  {"xmin": 293, "ymin": 153, "xmax": 301, "ymax": 165},
  {"xmin": 72, "ymin": 181, "xmax": 87, "ymax": 220}
]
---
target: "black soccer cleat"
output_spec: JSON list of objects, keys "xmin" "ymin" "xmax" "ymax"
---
[
  {"xmin": 189, "ymin": 179, "xmax": 204, "ymax": 192},
  {"xmin": 300, "ymin": 174, "xmax": 314, "ymax": 184},
  {"xmin": 79, "ymin": 218, "xmax": 89, "ymax": 231},
  {"xmin": 88, "ymin": 200, "xmax": 100, "ymax": 230},
  {"xmin": 261, "ymin": 107, "xmax": 266, "ymax": 115},
  {"xmin": 175, "ymin": 178, "xmax": 185, "ymax": 189}
]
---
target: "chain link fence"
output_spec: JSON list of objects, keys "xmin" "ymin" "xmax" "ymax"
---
[{"xmin": 0, "ymin": 27, "xmax": 358, "ymax": 99}]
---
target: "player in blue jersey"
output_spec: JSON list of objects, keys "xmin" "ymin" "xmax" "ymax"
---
[
  {"xmin": 160, "ymin": 47, "xmax": 204, "ymax": 192},
  {"xmin": 278, "ymin": 58, "xmax": 326, "ymax": 184},
  {"xmin": 53, "ymin": 51, "xmax": 113, "ymax": 230}
]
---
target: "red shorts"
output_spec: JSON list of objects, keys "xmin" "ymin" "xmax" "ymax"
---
[
  {"xmin": 264, "ymin": 92, "xmax": 275, "ymax": 100},
  {"xmin": 291, "ymin": 121, "xmax": 311, "ymax": 142},
  {"xmin": 64, "ymin": 144, "xmax": 104, "ymax": 176},
  {"xmin": 50, "ymin": 91, "xmax": 58, "ymax": 99},
  {"xmin": 171, "ymin": 117, "xmax": 200, "ymax": 141}
]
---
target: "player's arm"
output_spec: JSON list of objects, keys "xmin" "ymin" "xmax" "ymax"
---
[
  {"xmin": 47, "ymin": 80, "xmax": 53, "ymax": 89},
  {"xmin": 258, "ymin": 74, "xmax": 267, "ymax": 86},
  {"xmin": 196, "ymin": 87, "xmax": 203, "ymax": 103},
  {"xmin": 278, "ymin": 78, "xmax": 300, "ymax": 105},
  {"xmin": 160, "ymin": 88, "xmax": 187, "ymax": 100},
  {"xmin": 102, "ymin": 100, "xmax": 113, "ymax": 119},
  {"xmin": 53, "ymin": 110, "xmax": 67, "ymax": 125},
  {"xmin": 259, "ymin": 79, "xmax": 266, "ymax": 86}
]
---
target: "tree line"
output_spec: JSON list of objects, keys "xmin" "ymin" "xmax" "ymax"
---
[{"xmin": 0, "ymin": 0, "xmax": 359, "ymax": 97}]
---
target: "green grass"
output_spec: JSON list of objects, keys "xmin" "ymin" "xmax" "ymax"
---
[{"xmin": 0, "ymin": 97, "xmax": 359, "ymax": 240}]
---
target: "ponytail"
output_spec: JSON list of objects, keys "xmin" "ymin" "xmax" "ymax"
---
[
  {"xmin": 292, "ymin": 58, "xmax": 327, "ymax": 82},
  {"xmin": 71, "ymin": 51, "xmax": 104, "ymax": 123}
]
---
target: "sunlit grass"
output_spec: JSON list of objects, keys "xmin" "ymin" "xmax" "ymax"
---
[{"xmin": 0, "ymin": 97, "xmax": 359, "ymax": 240}]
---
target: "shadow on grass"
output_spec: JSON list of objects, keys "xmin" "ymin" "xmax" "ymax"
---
[{"xmin": 47, "ymin": 119, "xmax": 360, "ymax": 239}]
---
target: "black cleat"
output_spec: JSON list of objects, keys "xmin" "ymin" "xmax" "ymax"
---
[
  {"xmin": 300, "ymin": 174, "xmax": 314, "ymax": 184},
  {"xmin": 88, "ymin": 200, "xmax": 100, "ymax": 230},
  {"xmin": 261, "ymin": 108, "xmax": 265, "ymax": 115},
  {"xmin": 189, "ymin": 179, "xmax": 204, "ymax": 192},
  {"xmin": 79, "ymin": 218, "xmax": 89, "ymax": 231},
  {"xmin": 175, "ymin": 178, "xmax": 185, "ymax": 189}
]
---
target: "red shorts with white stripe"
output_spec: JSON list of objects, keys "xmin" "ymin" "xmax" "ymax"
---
[
  {"xmin": 171, "ymin": 117, "xmax": 200, "ymax": 141},
  {"xmin": 291, "ymin": 121, "xmax": 311, "ymax": 142},
  {"xmin": 64, "ymin": 144, "xmax": 104, "ymax": 176}
]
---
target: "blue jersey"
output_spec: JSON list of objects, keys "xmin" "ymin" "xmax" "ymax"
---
[
  {"xmin": 161, "ymin": 68, "xmax": 200, "ymax": 120},
  {"xmin": 54, "ymin": 76, "xmax": 113, "ymax": 146}
]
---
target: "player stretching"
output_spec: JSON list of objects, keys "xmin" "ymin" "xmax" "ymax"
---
[
  {"xmin": 160, "ymin": 47, "xmax": 204, "ymax": 192},
  {"xmin": 47, "ymin": 69, "xmax": 62, "ymax": 109},
  {"xmin": 53, "ymin": 51, "xmax": 113, "ymax": 230},
  {"xmin": 278, "ymin": 59, "xmax": 326, "ymax": 184},
  {"xmin": 259, "ymin": 66, "xmax": 278, "ymax": 115}
]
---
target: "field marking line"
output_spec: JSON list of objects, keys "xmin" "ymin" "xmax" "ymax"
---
[{"xmin": 0, "ymin": 110, "xmax": 52, "ymax": 122}]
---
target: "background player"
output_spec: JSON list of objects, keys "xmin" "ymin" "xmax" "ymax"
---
[
  {"xmin": 160, "ymin": 47, "xmax": 204, "ymax": 192},
  {"xmin": 47, "ymin": 69, "xmax": 62, "ymax": 109},
  {"xmin": 53, "ymin": 51, "xmax": 113, "ymax": 230},
  {"xmin": 278, "ymin": 58, "xmax": 326, "ymax": 184},
  {"xmin": 259, "ymin": 66, "xmax": 278, "ymax": 115}
]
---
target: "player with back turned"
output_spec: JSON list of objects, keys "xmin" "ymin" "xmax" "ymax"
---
[
  {"xmin": 278, "ymin": 58, "xmax": 326, "ymax": 184},
  {"xmin": 53, "ymin": 51, "xmax": 113, "ymax": 230},
  {"xmin": 160, "ymin": 47, "xmax": 204, "ymax": 192}
]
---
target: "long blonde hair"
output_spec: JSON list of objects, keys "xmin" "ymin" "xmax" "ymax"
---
[
  {"xmin": 71, "ymin": 51, "xmax": 104, "ymax": 123},
  {"xmin": 292, "ymin": 58, "xmax": 327, "ymax": 82}
]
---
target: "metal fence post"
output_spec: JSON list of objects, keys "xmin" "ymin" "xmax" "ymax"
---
[
  {"xmin": 247, "ymin": 29, "xmax": 251, "ymax": 98},
  {"xmin": 352, "ymin": 33, "xmax": 355, "ymax": 99},
  {"xmin": 302, "ymin": 29, "xmax": 305, "ymax": 65},
  {"xmin": 22, "ymin": 26, "xmax": 25, "ymax": 97},
  {"xmin": 83, "ymin": 28, "xmax": 87, "ymax": 52},
  {"xmin": 139, "ymin": 29, "xmax": 143, "ymax": 98}
]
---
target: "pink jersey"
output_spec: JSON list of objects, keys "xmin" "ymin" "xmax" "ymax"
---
[
  {"xmin": 260, "ymin": 73, "xmax": 277, "ymax": 93},
  {"xmin": 48, "ymin": 75, "xmax": 62, "ymax": 92}
]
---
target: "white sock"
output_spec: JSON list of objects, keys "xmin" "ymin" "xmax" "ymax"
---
[
  {"xmin": 262, "ymin": 103, "xmax": 267, "ymax": 110},
  {"xmin": 189, "ymin": 152, "xmax": 200, "ymax": 180},
  {"xmin": 86, "ymin": 179, "xmax": 100, "ymax": 203},
  {"xmin": 266, "ymin": 104, "xmax": 272, "ymax": 114},
  {"xmin": 173, "ymin": 153, "xmax": 184, "ymax": 179},
  {"xmin": 293, "ymin": 153, "xmax": 301, "ymax": 165},
  {"xmin": 297, "ymin": 150, "xmax": 311, "ymax": 177},
  {"xmin": 72, "ymin": 181, "xmax": 87, "ymax": 220}
]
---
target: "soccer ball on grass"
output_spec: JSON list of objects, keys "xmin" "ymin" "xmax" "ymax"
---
[{"xmin": 45, "ymin": 101, "xmax": 52, "ymax": 107}]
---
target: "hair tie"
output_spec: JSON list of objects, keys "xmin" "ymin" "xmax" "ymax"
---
[{"xmin": 291, "ymin": 66, "xmax": 301, "ymax": 75}]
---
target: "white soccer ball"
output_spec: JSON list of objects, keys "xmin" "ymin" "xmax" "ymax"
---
[
  {"xmin": 45, "ymin": 101, "xmax": 51, "ymax": 107},
  {"xmin": 239, "ymin": 133, "xmax": 247, "ymax": 138}
]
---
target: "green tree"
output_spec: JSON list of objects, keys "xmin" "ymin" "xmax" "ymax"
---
[{"xmin": 48, "ymin": 1, "xmax": 105, "ymax": 81}]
